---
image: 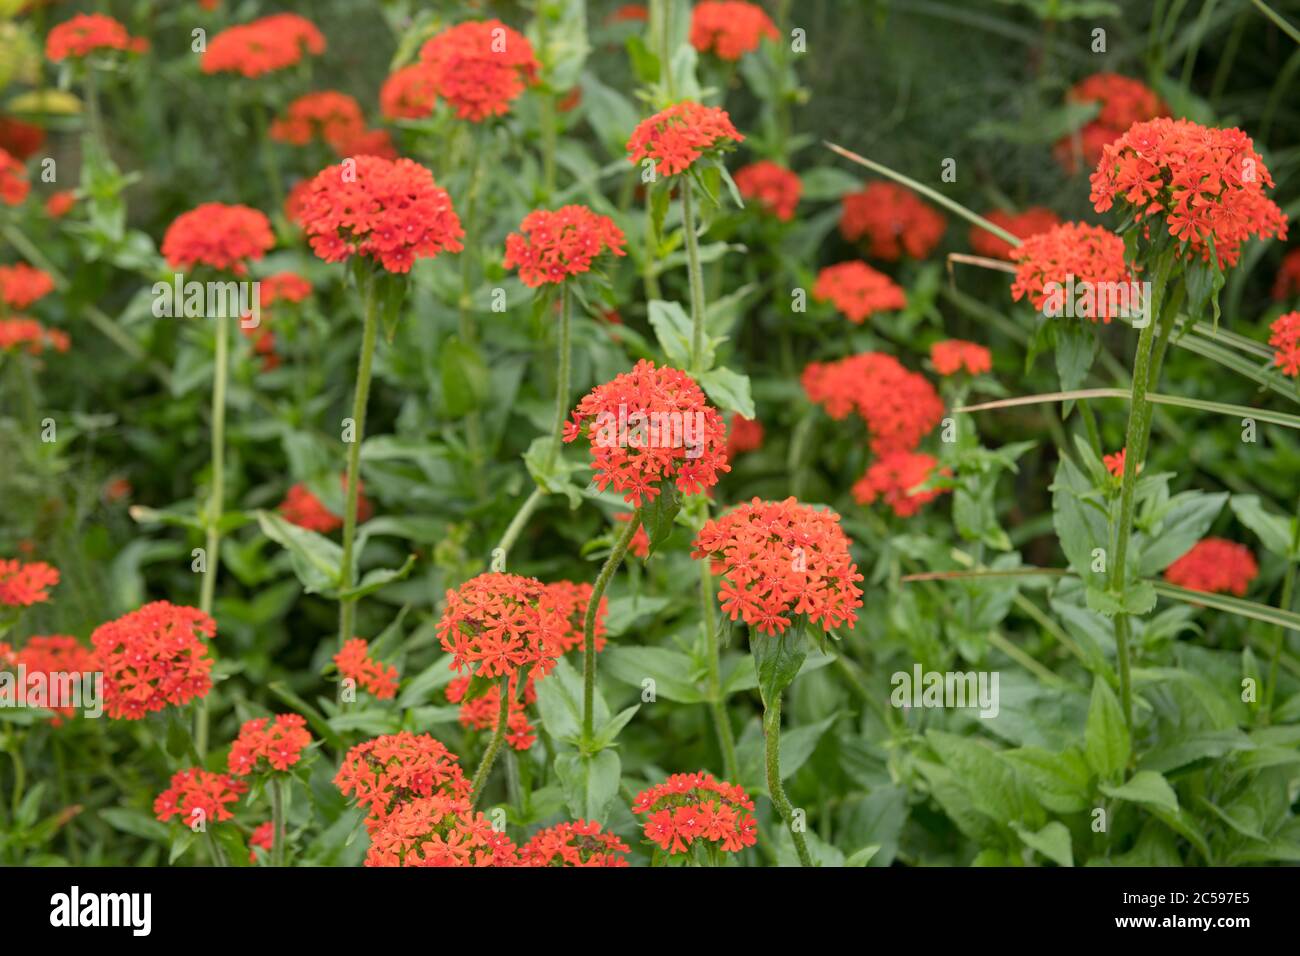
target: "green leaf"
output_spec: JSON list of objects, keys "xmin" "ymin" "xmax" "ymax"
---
[
  {"xmin": 1085, "ymin": 678, "xmax": 1130, "ymax": 780},
  {"xmin": 1137, "ymin": 491, "xmax": 1228, "ymax": 575},
  {"xmin": 555, "ymin": 750, "xmax": 621, "ymax": 823},
  {"xmin": 1054, "ymin": 321, "xmax": 1099, "ymax": 393},
  {"xmin": 1012, "ymin": 820, "xmax": 1073, "ymax": 867},
  {"xmin": 1100, "ymin": 770, "xmax": 1180, "ymax": 814},
  {"xmin": 534, "ymin": 658, "xmax": 601, "ymax": 744},
  {"xmin": 640, "ymin": 483, "xmax": 682, "ymax": 556},
  {"xmin": 601, "ymin": 646, "xmax": 703, "ymax": 702},
  {"xmin": 844, "ymin": 844, "xmax": 881, "ymax": 867},
  {"xmin": 592, "ymin": 704, "xmax": 640, "ymax": 750},
  {"xmin": 647, "ymin": 299, "xmax": 695, "ymax": 368},
  {"xmin": 439, "ymin": 335, "xmax": 489, "ymax": 417},
  {"xmin": 256, "ymin": 510, "xmax": 343, "ymax": 595},
  {"xmin": 751, "ymin": 623, "xmax": 808, "ymax": 709},
  {"xmin": 698, "ymin": 366, "xmax": 755, "ymax": 418},
  {"xmin": 1230, "ymin": 495, "xmax": 1296, "ymax": 559},
  {"xmin": 1002, "ymin": 747, "xmax": 1092, "ymax": 814},
  {"xmin": 338, "ymin": 554, "xmax": 417, "ymax": 600}
]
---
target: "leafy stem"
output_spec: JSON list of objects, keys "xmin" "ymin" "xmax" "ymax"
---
[{"xmin": 582, "ymin": 508, "xmax": 643, "ymax": 747}]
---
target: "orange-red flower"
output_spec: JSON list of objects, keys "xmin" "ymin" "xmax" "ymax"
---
[
  {"xmin": 228, "ymin": 714, "xmax": 312, "ymax": 775},
  {"xmin": 446, "ymin": 672, "xmax": 537, "ymax": 750},
  {"xmin": 279, "ymin": 476, "xmax": 371, "ymax": 533},
  {"xmin": 201, "ymin": 14, "xmax": 325, "ymax": 77},
  {"xmin": 632, "ymin": 771, "xmax": 757, "ymax": 855},
  {"xmin": 930, "ymin": 339, "xmax": 991, "ymax": 376},
  {"xmin": 380, "ymin": 64, "xmax": 439, "ymax": 120},
  {"xmin": 813, "ymin": 261, "xmax": 906, "ymax": 324},
  {"xmin": 690, "ymin": 1, "xmax": 778, "ymax": 60},
  {"xmin": 333, "ymin": 127, "xmax": 397, "ymax": 160},
  {"xmin": 0, "ymin": 318, "xmax": 68, "ymax": 354},
  {"xmin": 270, "ymin": 91, "xmax": 366, "ymax": 150},
  {"xmin": 298, "ymin": 155, "xmax": 463, "ymax": 273},
  {"xmin": 437, "ymin": 573, "xmax": 566, "ymax": 682},
  {"xmin": 0, "ymin": 117, "xmax": 45, "ymax": 161},
  {"xmin": 522, "ymin": 820, "xmax": 630, "ymax": 867},
  {"xmin": 1009, "ymin": 221, "xmax": 1131, "ymax": 323},
  {"xmin": 852, "ymin": 451, "xmax": 950, "ymax": 518},
  {"xmin": 725, "ymin": 413, "xmax": 764, "ymax": 459},
  {"xmin": 364, "ymin": 794, "xmax": 519, "ymax": 866},
  {"xmin": 0, "ymin": 149, "xmax": 29, "ymax": 206},
  {"xmin": 1274, "ymin": 249, "xmax": 1300, "ymax": 301},
  {"xmin": 1054, "ymin": 73, "xmax": 1166, "ymax": 173},
  {"xmin": 45, "ymin": 14, "xmax": 147, "ymax": 61},
  {"xmin": 333, "ymin": 637, "xmax": 399, "ymax": 700},
  {"xmin": 541, "ymin": 580, "xmax": 609, "ymax": 653},
  {"xmin": 248, "ymin": 821, "xmax": 273, "ymax": 862},
  {"xmin": 626, "ymin": 102, "xmax": 743, "ymax": 177},
  {"xmin": 617, "ymin": 512, "xmax": 651, "ymax": 558},
  {"xmin": 1164, "ymin": 538, "xmax": 1258, "ymax": 596},
  {"xmin": 970, "ymin": 207, "xmax": 1062, "ymax": 260},
  {"xmin": 89, "ymin": 601, "xmax": 215, "ymax": 719},
  {"xmin": 1269, "ymin": 311, "xmax": 1300, "ymax": 378},
  {"xmin": 563, "ymin": 359, "xmax": 730, "ymax": 506},
  {"xmin": 418, "ymin": 20, "xmax": 538, "ymax": 122},
  {"xmin": 45, "ymin": 191, "xmax": 76, "ymax": 218},
  {"xmin": 0, "ymin": 263, "xmax": 55, "ymax": 309},
  {"xmin": 161, "ymin": 203, "xmax": 274, "ymax": 274},
  {"xmin": 1103, "ymin": 448, "xmax": 1127, "ymax": 477},
  {"xmin": 1091, "ymin": 118, "xmax": 1287, "ymax": 267},
  {"xmin": 13, "ymin": 636, "xmax": 95, "ymax": 722},
  {"xmin": 802, "ymin": 352, "xmax": 944, "ymax": 455},
  {"xmin": 154, "ymin": 768, "xmax": 246, "ymax": 826},
  {"xmin": 733, "ymin": 160, "xmax": 800, "ymax": 221},
  {"xmin": 503, "ymin": 205, "xmax": 627, "ymax": 287},
  {"xmin": 840, "ymin": 181, "xmax": 946, "ymax": 261},
  {"xmin": 335, "ymin": 732, "xmax": 471, "ymax": 828},
  {"xmin": 0, "ymin": 558, "xmax": 59, "ymax": 607}
]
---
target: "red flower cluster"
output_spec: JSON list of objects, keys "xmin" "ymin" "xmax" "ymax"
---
[
  {"xmin": 298, "ymin": 155, "xmax": 463, "ymax": 273},
  {"xmin": 1090, "ymin": 118, "xmax": 1287, "ymax": 267},
  {"xmin": 840, "ymin": 181, "xmax": 946, "ymax": 261},
  {"xmin": 626, "ymin": 102, "xmax": 743, "ymax": 177},
  {"xmin": 364, "ymin": 794, "xmax": 519, "ymax": 866},
  {"xmin": 1269, "ymin": 311, "xmax": 1300, "ymax": 378},
  {"xmin": 446, "ymin": 672, "xmax": 537, "ymax": 750},
  {"xmin": 0, "ymin": 263, "xmax": 55, "ymax": 309},
  {"xmin": 522, "ymin": 820, "xmax": 630, "ymax": 867},
  {"xmin": 503, "ymin": 205, "xmax": 627, "ymax": 287},
  {"xmin": 852, "ymin": 450, "xmax": 950, "ymax": 518},
  {"xmin": 257, "ymin": 272, "xmax": 312, "ymax": 309},
  {"xmin": 333, "ymin": 637, "xmax": 399, "ymax": 700},
  {"xmin": 0, "ymin": 149, "xmax": 29, "ymax": 206},
  {"xmin": 161, "ymin": 203, "xmax": 274, "ymax": 273},
  {"xmin": 726, "ymin": 413, "xmax": 764, "ymax": 459},
  {"xmin": 1010, "ymin": 222, "xmax": 1131, "ymax": 322},
  {"xmin": 0, "ymin": 318, "xmax": 69, "ymax": 354},
  {"xmin": 0, "ymin": 558, "xmax": 59, "ymax": 606},
  {"xmin": 333, "ymin": 127, "xmax": 397, "ymax": 160},
  {"xmin": 690, "ymin": 1, "xmax": 778, "ymax": 60},
  {"xmin": 335, "ymin": 732, "xmax": 471, "ymax": 828},
  {"xmin": 154, "ymin": 768, "xmax": 246, "ymax": 826},
  {"xmin": 0, "ymin": 118, "xmax": 45, "ymax": 161},
  {"xmin": 46, "ymin": 14, "xmax": 147, "ymax": 61},
  {"xmin": 417, "ymin": 20, "xmax": 539, "ymax": 122},
  {"xmin": 543, "ymin": 580, "xmax": 608, "ymax": 653},
  {"xmin": 802, "ymin": 352, "xmax": 944, "ymax": 455},
  {"xmin": 270, "ymin": 91, "xmax": 365, "ymax": 150},
  {"xmin": 248, "ymin": 821, "xmax": 273, "ymax": 861},
  {"xmin": 46, "ymin": 191, "xmax": 76, "ymax": 218},
  {"xmin": 1054, "ymin": 73, "xmax": 1166, "ymax": 172},
  {"xmin": 813, "ymin": 261, "xmax": 906, "ymax": 324},
  {"xmin": 632, "ymin": 772, "xmax": 758, "ymax": 855},
  {"xmin": 563, "ymin": 359, "xmax": 730, "ymax": 506},
  {"xmin": 11, "ymin": 636, "xmax": 95, "ymax": 722},
  {"xmin": 380, "ymin": 64, "xmax": 440, "ymax": 120},
  {"xmin": 733, "ymin": 160, "xmax": 801, "ymax": 221},
  {"xmin": 437, "ymin": 572, "xmax": 566, "ymax": 681},
  {"xmin": 1164, "ymin": 538, "xmax": 1258, "ymax": 596},
  {"xmin": 969, "ymin": 207, "xmax": 1062, "ymax": 260},
  {"xmin": 228, "ymin": 714, "xmax": 311, "ymax": 775},
  {"xmin": 279, "ymin": 476, "xmax": 371, "ymax": 533},
  {"xmin": 930, "ymin": 339, "xmax": 992, "ymax": 376},
  {"xmin": 693, "ymin": 497, "xmax": 864, "ymax": 635},
  {"xmin": 89, "ymin": 601, "xmax": 215, "ymax": 719},
  {"xmin": 1274, "ymin": 249, "xmax": 1300, "ymax": 301},
  {"xmin": 617, "ymin": 512, "xmax": 651, "ymax": 558},
  {"xmin": 1104, "ymin": 448, "xmax": 1127, "ymax": 477},
  {"xmin": 201, "ymin": 14, "xmax": 326, "ymax": 78}
]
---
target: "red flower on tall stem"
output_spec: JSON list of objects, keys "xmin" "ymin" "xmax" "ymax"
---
[
  {"xmin": 690, "ymin": 2, "xmax": 778, "ymax": 60},
  {"xmin": 89, "ymin": 601, "xmax": 215, "ymax": 719},
  {"xmin": 802, "ymin": 353, "xmax": 943, "ymax": 455},
  {"xmin": 418, "ymin": 20, "xmax": 538, "ymax": 121},
  {"xmin": 632, "ymin": 772, "xmax": 758, "ymax": 855},
  {"xmin": 436, "ymin": 573, "xmax": 566, "ymax": 681},
  {"xmin": 503, "ymin": 205, "xmax": 626, "ymax": 287},
  {"xmin": 161, "ymin": 203, "xmax": 274, "ymax": 274},
  {"xmin": 733, "ymin": 161, "xmax": 801, "ymax": 221},
  {"xmin": 228, "ymin": 714, "xmax": 312, "ymax": 775},
  {"xmin": 626, "ymin": 102, "xmax": 743, "ymax": 177},
  {"xmin": 852, "ymin": 451, "xmax": 950, "ymax": 518}
]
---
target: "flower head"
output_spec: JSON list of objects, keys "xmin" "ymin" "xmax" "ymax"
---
[
  {"xmin": 693, "ymin": 497, "xmax": 864, "ymax": 635},
  {"xmin": 541, "ymin": 580, "xmax": 608, "ymax": 653},
  {"xmin": 930, "ymin": 339, "xmax": 992, "ymax": 376},
  {"xmin": 1103, "ymin": 447, "xmax": 1127, "ymax": 477},
  {"xmin": 626, "ymin": 102, "xmax": 743, "ymax": 177},
  {"xmin": 45, "ymin": 14, "xmax": 147, "ymax": 61},
  {"xmin": 0, "ymin": 318, "xmax": 68, "ymax": 354},
  {"xmin": 802, "ymin": 352, "xmax": 943, "ymax": 455},
  {"xmin": 0, "ymin": 117, "xmax": 45, "ymax": 161},
  {"xmin": 270, "ymin": 91, "xmax": 366, "ymax": 151},
  {"xmin": 89, "ymin": 601, "xmax": 215, "ymax": 719},
  {"xmin": 632, "ymin": 772, "xmax": 757, "ymax": 855},
  {"xmin": 364, "ymin": 794, "xmax": 518, "ymax": 866},
  {"xmin": 298, "ymin": 155, "xmax": 463, "ymax": 273},
  {"xmin": 45, "ymin": 192, "xmax": 76, "ymax": 218},
  {"xmin": 279, "ymin": 475, "xmax": 371, "ymax": 533},
  {"xmin": 733, "ymin": 160, "xmax": 800, "ymax": 221},
  {"xmin": 1009, "ymin": 221, "xmax": 1131, "ymax": 323},
  {"xmin": 970, "ymin": 207, "xmax": 1062, "ymax": 260},
  {"xmin": 418, "ymin": 20, "xmax": 538, "ymax": 122},
  {"xmin": 1269, "ymin": 311, "xmax": 1300, "ymax": 377},
  {"xmin": 0, "ymin": 263, "xmax": 55, "ymax": 309},
  {"xmin": 380, "ymin": 64, "xmax": 439, "ymax": 120},
  {"xmin": 522, "ymin": 820, "xmax": 630, "ymax": 867},
  {"xmin": 617, "ymin": 512, "xmax": 651, "ymax": 559},
  {"xmin": 161, "ymin": 203, "xmax": 274, "ymax": 274},
  {"xmin": 0, "ymin": 558, "xmax": 59, "ymax": 607},
  {"xmin": 1090, "ymin": 118, "xmax": 1287, "ymax": 266},
  {"xmin": 1274, "ymin": 249, "xmax": 1300, "ymax": 301},
  {"xmin": 726, "ymin": 414, "xmax": 764, "ymax": 459},
  {"xmin": 1054, "ymin": 73, "xmax": 1166, "ymax": 173},
  {"xmin": 154, "ymin": 768, "xmax": 246, "ymax": 826},
  {"xmin": 14, "ymin": 636, "xmax": 95, "ymax": 722},
  {"xmin": 813, "ymin": 261, "xmax": 906, "ymax": 324},
  {"xmin": 503, "ymin": 205, "xmax": 626, "ymax": 287},
  {"xmin": 1164, "ymin": 538, "xmax": 1258, "ymax": 596},
  {"xmin": 690, "ymin": 1, "xmax": 778, "ymax": 60},
  {"xmin": 248, "ymin": 821, "xmax": 273, "ymax": 862},
  {"xmin": 201, "ymin": 13, "xmax": 325, "ymax": 77},
  {"xmin": 840, "ymin": 181, "xmax": 946, "ymax": 261},
  {"xmin": 0, "ymin": 148, "xmax": 29, "ymax": 206},
  {"xmin": 852, "ymin": 451, "xmax": 950, "ymax": 518},
  {"xmin": 446, "ymin": 672, "xmax": 537, "ymax": 751},
  {"xmin": 335, "ymin": 732, "xmax": 471, "ymax": 827},
  {"xmin": 436, "ymin": 573, "xmax": 566, "ymax": 681},
  {"xmin": 228, "ymin": 714, "xmax": 312, "ymax": 775},
  {"xmin": 334, "ymin": 637, "xmax": 399, "ymax": 700}
]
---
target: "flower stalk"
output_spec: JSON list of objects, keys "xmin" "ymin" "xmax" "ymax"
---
[
  {"xmin": 582, "ymin": 508, "xmax": 643, "ymax": 747},
  {"xmin": 764, "ymin": 690, "xmax": 813, "ymax": 867},
  {"xmin": 470, "ymin": 676, "xmax": 510, "ymax": 808}
]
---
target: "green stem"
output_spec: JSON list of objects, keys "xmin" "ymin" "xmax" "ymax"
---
[
  {"xmin": 700, "ymin": 559, "xmax": 740, "ymax": 782},
  {"xmin": 582, "ymin": 508, "xmax": 643, "ymax": 747},
  {"xmin": 653, "ymin": 0, "xmax": 676, "ymax": 99},
  {"xmin": 195, "ymin": 313, "xmax": 230, "ymax": 758},
  {"xmin": 470, "ymin": 677, "xmax": 510, "ymax": 808},
  {"xmin": 543, "ymin": 284, "xmax": 572, "ymax": 472},
  {"xmin": 338, "ymin": 272, "xmax": 380, "ymax": 649},
  {"xmin": 681, "ymin": 183, "xmax": 708, "ymax": 376},
  {"xmin": 270, "ymin": 776, "xmax": 287, "ymax": 867},
  {"xmin": 494, "ymin": 487, "xmax": 546, "ymax": 562},
  {"xmin": 763, "ymin": 692, "xmax": 813, "ymax": 866},
  {"xmin": 1267, "ymin": 493, "xmax": 1300, "ymax": 715}
]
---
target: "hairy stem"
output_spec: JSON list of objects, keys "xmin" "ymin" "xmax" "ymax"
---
[
  {"xmin": 764, "ymin": 692, "xmax": 813, "ymax": 866},
  {"xmin": 470, "ymin": 677, "xmax": 510, "ymax": 808},
  {"xmin": 681, "ymin": 183, "xmax": 708, "ymax": 376},
  {"xmin": 270, "ymin": 775, "xmax": 287, "ymax": 867},
  {"xmin": 700, "ymin": 559, "xmax": 740, "ymax": 781},
  {"xmin": 582, "ymin": 508, "xmax": 643, "ymax": 747}
]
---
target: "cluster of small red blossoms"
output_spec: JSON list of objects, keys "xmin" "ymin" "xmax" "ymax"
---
[
  {"xmin": 733, "ymin": 160, "xmax": 801, "ymax": 221},
  {"xmin": 563, "ymin": 359, "xmax": 731, "ymax": 506},
  {"xmin": 1, "ymin": 149, "xmax": 31, "ymax": 205},
  {"xmin": 228, "ymin": 714, "xmax": 312, "ymax": 775},
  {"xmin": 89, "ymin": 601, "xmax": 215, "ymax": 719},
  {"xmin": 279, "ymin": 476, "xmax": 371, "ymax": 533},
  {"xmin": 802, "ymin": 352, "xmax": 944, "ymax": 455},
  {"xmin": 1164, "ymin": 538, "xmax": 1259, "ymax": 596},
  {"xmin": 8, "ymin": 636, "xmax": 95, "ymax": 722},
  {"xmin": 853, "ymin": 450, "xmax": 950, "ymax": 518},
  {"xmin": 154, "ymin": 768, "xmax": 246, "ymax": 826},
  {"xmin": 1273, "ymin": 248, "xmax": 1300, "ymax": 301},
  {"xmin": 930, "ymin": 339, "xmax": 992, "ymax": 376},
  {"xmin": 689, "ymin": 1, "xmax": 778, "ymax": 60},
  {"xmin": 726, "ymin": 413, "xmax": 764, "ymax": 460},
  {"xmin": 969, "ymin": 207, "xmax": 1063, "ymax": 260},
  {"xmin": 1090, "ymin": 118, "xmax": 1287, "ymax": 266},
  {"xmin": 248, "ymin": 821, "xmax": 274, "ymax": 861},
  {"xmin": 694, "ymin": 498, "xmax": 864, "ymax": 635},
  {"xmin": 333, "ymin": 638, "xmax": 399, "ymax": 699},
  {"xmin": 446, "ymin": 673, "xmax": 537, "ymax": 750},
  {"xmin": 334, "ymin": 732, "xmax": 471, "ymax": 829},
  {"xmin": 298, "ymin": 155, "xmax": 463, "ymax": 273},
  {"xmin": 0, "ymin": 118, "xmax": 45, "ymax": 161},
  {"xmin": 45, "ymin": 13, "xmax": 148, "ymax": 61},
  {"xmin": 1269, "ymin": 311, "xmax": 1300, "ymax": 377},
  {"xmin": 417, "ymin": 20, "xmax": 539, "ymax": 121},
  {"xmin": 363, "ymin": 794, "xmax": 519, "ymax": 866},
  {"xmin": 1104, "ymin": 448, "xmax": 1128, "ymax": 477},
  {"xmin": 543, "ymin": 580, "xmax": 608, "ymax": 653},
  {"xmin": 0, "ymin": 558, "xmax": 59, "ymax": 606},
  {"xmin": 437, "ymin": 572, "xmax": 566, "ymax": 681},
  {"xmin": 523, "ymin": 820, "xmax": 630, "ymax": 866},
  {"xmin": 632, "ymin": 772, "xmax": 758, "ymax": 855},
  {"xmin": 161, "ymin": 203, "xmax": 274, "ymax": 274},
  {"xmin": 1010, "ymin": 222, "xmax": 1131, "ymax": 322},
  {"xmin": 626, "ymin": 102, "xmax": 743, "ymax": 177},
  {"xmin": 618, "ymin": 512, "xmax": 652, "ymax": 558},
  {"xmin": 0, "ymin": 263, "xmax": 55, "ymax": 308},
  {"xmin": 270, "ymin": 91, "xmax": 366, "ymax": 150},
  {"xmin": 503, "ymin": 205, "xmax": 627, "ymax": 287},
  {"xmin": 840, "ymin": 181, "xmax": 946, "ymax": 261},
  {"xmin": 813, "ymin": 261, "xmax": 907, "ymax": 324},
  {"xmin": 201, "ymin": 13, "xmax": 326, "ymax": 78},
  {"xmin": 1054, "ymin": 73, "xmax": 1166, "ymax": 172},
  {"xmin": 0, "ymin": 318, "xmax": 69, "ymax": 355},
  {"xmin": 379, "ymin": 64, "xmax": 440, "ymax": 120},
  {"xmin": 46, "ymin": 192, "xmax": 76, "ymax": 218}
]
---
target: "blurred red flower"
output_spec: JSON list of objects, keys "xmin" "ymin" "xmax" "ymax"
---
[
  {"xmin": 0, "ymin": 558, "xmax": 59, "ymax": 606},
  {"xmin": 852, "ymin": 450, "xmax": 950, "ymax": 518},
  {"xmin": 201, "ymin": 14, "xmax": 325, "ymax": 77},
  {"xmin": 161, "ymin": 203, "xmax": 274, "ymax": 274},
  {"xmin": 1054, "ymin": 73, "xmax": 1166, "ymax": 173},
  {"xmin": 840, "ymin": 181, "xmax": 945, "ymax": 261},
  {"xmin": 1269, "ymin": 311, "xmax": 1300, "ymax": 377},
  {"xmin": 969, "ymin": 207, "xmax": 1062, "ymax": 260},
  {"xmin": 418, "ymin": 20, "xmax": 538, "ymax": 121},
  {"xmin": 0, "ymin": 149, "xmax": 30, "ymax": 206},
  {"xmin": 802, "ymin": 352, "xmax": 943, "ymax": 455},
  {"xmin": 733, "ymin": 160, "xmax": 800, "ymax": 221},
  {"xmin": 0, "ymin": 263, "xmax": 55, "ymax": 309},
  {"xmin": 1164, "ymin": 538, "xmax": 1258, "ymax": 596},
  {"xmin": 46, "ymin": 13, "xmax": 148, "ymax": 61},
  {"xmin": 690, "ymin": 1, "xmax": 778, "ymax": 60},
  {"xmin": 380, "ymin": 64, "xmax": 439, "ymax": 120},
  {"xmin": 626, "ymin": 102, "xmax": 743, "ymax": 177},
  {"xmin": 813, "ymin": 261, "xmax": 906, "ymax": 323},
  {"xmin": 930, "ymin": 339, "xmax": 991, "ymax": 376}
]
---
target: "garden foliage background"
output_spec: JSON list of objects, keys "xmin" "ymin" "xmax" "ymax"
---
[{"xmin": 2, "ymin": 0, "xmax": 1300, "ymax": 867}]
